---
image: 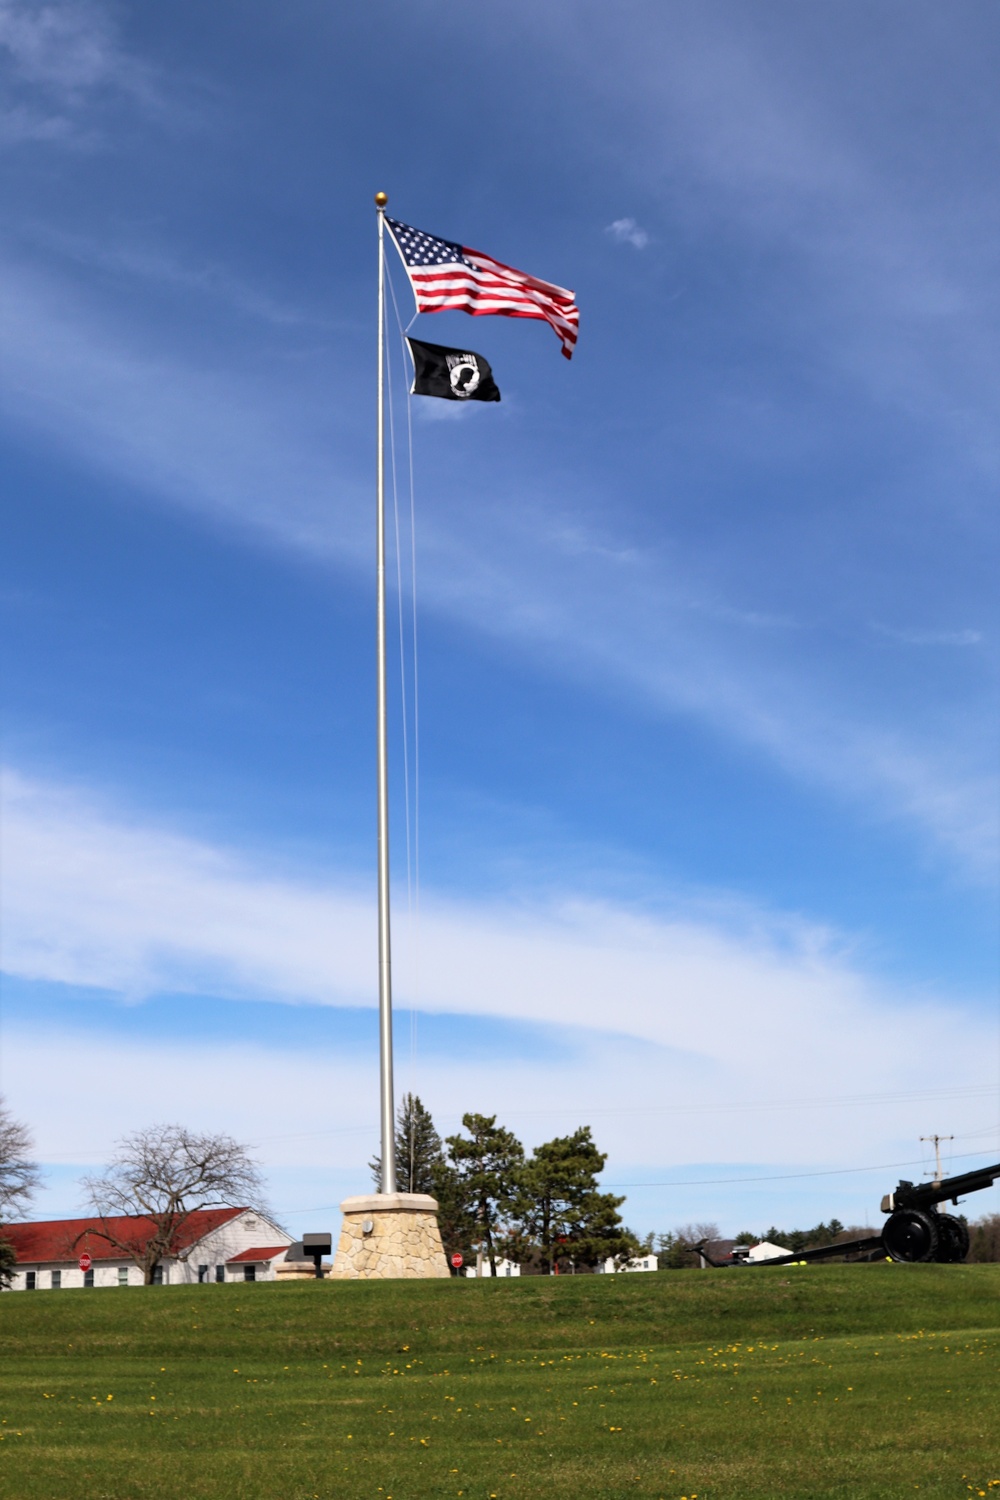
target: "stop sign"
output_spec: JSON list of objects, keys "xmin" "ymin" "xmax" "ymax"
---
[
  {"xmin": 79, "ymin": 1252, "xmax": 92, "ymax": 1273},
  {"xmin": 450, "ymin": 1253, "xmax": 463, "ymax": 1269}
]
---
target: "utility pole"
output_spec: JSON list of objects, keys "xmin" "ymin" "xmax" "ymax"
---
[{"xmin": 921, "ymin": 1134, "xmax": 953, "ymax": 1187}]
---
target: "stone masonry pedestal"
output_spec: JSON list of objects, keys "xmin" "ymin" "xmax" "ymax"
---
[{"xmin": 331, "ymin": 1193, "xmax": 450, "ymax": 1279}]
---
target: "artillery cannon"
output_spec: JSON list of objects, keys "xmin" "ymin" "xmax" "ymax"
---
[{"xmin": 697, "ymin": 1159, "xmax": 1000, "ymax": 1268}]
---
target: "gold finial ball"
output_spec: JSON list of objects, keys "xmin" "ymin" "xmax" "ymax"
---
[{"xmin": 374, "ymin": 191, "xmax": 388, "ymax": 208}]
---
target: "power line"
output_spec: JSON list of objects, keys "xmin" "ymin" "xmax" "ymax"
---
[
  {"xmin": 605, "ymin": 1146, "xmax": 1000, "ymax": 1190},
  {"xmin": 245, "ymin": 1080, "xmax": 997, "ymax": 1147},
  {"xmin": 270, "ymin": 1147, "xmax": 1000, "ymax": 1218}
]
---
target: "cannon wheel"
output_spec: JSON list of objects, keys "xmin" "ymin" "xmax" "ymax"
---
[
  {"xmin": 933, "ymin": 1214, "xmax": 970, "ymax": 1263},
  {"xmin": 883, "ymin": 1208, "xmax": 940, "ymax": 1263}
]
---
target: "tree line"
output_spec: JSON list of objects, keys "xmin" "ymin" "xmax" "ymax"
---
[
  {"xmin": 372, "ymin": 1094, "xmax": 640, "ymax": 1274},
  {"xmin": 5, "ymin": 1092, "xmax": 999, "ymax": 1284},
  {"xmin": 0, "ymin": 1093, "xmax": 638, "ymax": 1283}
]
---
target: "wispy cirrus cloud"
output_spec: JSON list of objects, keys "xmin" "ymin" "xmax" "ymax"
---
[
  {"xmin": 0, "ymin": 3, "xmax": 996, "ymax": 891},
  {"xmin": 0, "ymin": 243, "xmax": 995, "ymax": 884},
  {"xmin": 581, "ymin": 5, "xmax": 1000, "ymax": 479},
  {"xmin": 0, "ymin": 764, "xmax": 995, "ymax": 1193},
  {"xmin": 874, "ymin": 623, "xmax": 984, "ymax": 648},
  {"xmin": 0, "ymin": 0, "xmax": 158, "ymax": 144},
  {"xmin": 0, "ymin": 0, "xmax": 114, "ymax": 91},
  {"xmin": 0, "ymin": 764, "xmax": 991, "ymax": 1078}
]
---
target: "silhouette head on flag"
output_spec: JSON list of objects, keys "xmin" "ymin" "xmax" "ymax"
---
[{"xmin": 406, "ymin": 337, "xmax": 501, "ymax": 403}]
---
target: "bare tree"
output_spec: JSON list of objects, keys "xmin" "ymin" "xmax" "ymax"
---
[
  {"xmin": 657, "ymin": 1223, "xmax": 720, "ymax": 1269},
  {"xmin": 0, "ymin": 1098, "xmax": 40, "ymax": 1289},
  {"xmin": 0, "ymin": 1096, "xmax": 41, "ymax": 1223},
  {"xmin": 82, "ymin": 1124, "xmax": 269, "ymax": 1284},
  {"xmin": 969, "ymin": 1213, "xmax": 1000, "ymax": 1263}
]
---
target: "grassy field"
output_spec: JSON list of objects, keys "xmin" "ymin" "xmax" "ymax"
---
[{"xmin": 2, "ymin": 1264, "xmax": 999, "ymax": 1499}]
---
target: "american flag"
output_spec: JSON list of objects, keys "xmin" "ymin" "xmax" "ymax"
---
[{"xmin": 385, "ymin": 216, "xmax": 579, "ymax": 360}]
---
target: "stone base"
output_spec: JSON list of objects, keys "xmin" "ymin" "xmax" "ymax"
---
[
  {"xmin": 274, "ymin": 1260, "xmax": 331, "ymax": 1281},
  {"xmin": 331, "ymin": 1193, "xmax": 450, "ymax": 1279}
]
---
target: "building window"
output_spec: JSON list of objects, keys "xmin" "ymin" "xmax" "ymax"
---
[
  {"xmin": 118, "ymin": 1268, "xmax": 129, "ymax": 1287},
  {"xmin": 243, "ymin": 1264, "xmax": 256, "ymax": 1282},
  {"xmin": 51, "ymin": 1270, "xmax": 62, "ymax": 1289},
  {"xmin": 215, "ymin": 1265, "xmax": 225, "ymax": 1283},
  {"xmin": 84, "ymin": 1269, "xmax": 94, "ymax": 1288},
  {"xmin": 197, "ymin": 1264, "xmax": 208, "ymax": 1283},
  {"xmin": 25, "ymin": 1271, "xmax": 36, "ymax": 1290},
  {"xmin": 151, "ymin": 1264, "xmax": 164, "ymax": 1285}
]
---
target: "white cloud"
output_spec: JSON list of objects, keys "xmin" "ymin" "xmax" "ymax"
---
[
  {"xmin": 0, "ymin": 0, "xmax": 159, "ymax": 146},
  {"xmin": 0, "ymin": 248, "xmax": 995, "ymax": 885},
  {"xmin": 875, "ymin": 624, "xmax": 983, "ymax": 648},
  {"xmin": 0, "ymin": 0, "xmax": 112, "ymax": 91},
  {"xmin": 1, "ymin": 765, "xmax": 994, "ymax": 1177},
  {"xmin": 0, "ymin": 99, "xmax": 72, "ymax": 143},
  {"xmin": 606, "ymin": 216, "xmax": 649, "ymax": 249}
]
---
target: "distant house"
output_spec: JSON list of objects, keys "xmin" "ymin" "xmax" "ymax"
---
[
  {"xmin": 745, "ymin": 1240, "xmax": 791, "ymax": 1263},
  {"xmin": 714, "ymin": 1240, "xmax": 789, "ymax": 1266},
  {"xmin": 464, "ymin": 1257, "xmax": 521, "ymax": 1278},
  {"xmin": 597, "ymin": 1253, "xmax": 658, "ymax": 1274},
  {"xmin": 3, "ymin": 1208, "xmax": 294, "ymax": 1290}
]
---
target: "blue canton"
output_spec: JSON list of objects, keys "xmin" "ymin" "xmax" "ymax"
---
[{"xmin": 386, "ymin": 217, "xmax": 469, "ymax": 268}]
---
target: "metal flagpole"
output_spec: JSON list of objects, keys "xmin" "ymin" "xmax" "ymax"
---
[{"xmin": 375, "ymin": 190, "xmax": 396, "ymax": 1194}]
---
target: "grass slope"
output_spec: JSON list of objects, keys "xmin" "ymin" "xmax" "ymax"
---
[{"xmin": 1, "ymin": 1265, "xmax": 999, "ymax": 1499}]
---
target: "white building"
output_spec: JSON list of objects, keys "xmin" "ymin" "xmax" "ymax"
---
[
  {"xmin": 4, "ymin": 1208, "xmax": 294, "ymax": 1290},
  {"xmin": 464, "ymin": 1256, "xmax": 521, "ymax": 1277},
  {"xmin": 745, "ymin": 1240, "xmax": 792, "ymax": 1264},
  {"xmin": 598, "ymin": 1253, "xmax": 658, "ymax": 1274}
]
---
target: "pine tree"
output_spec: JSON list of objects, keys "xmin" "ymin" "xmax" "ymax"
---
[
  {"xmin": 369, "ymin": 1093, "xmax": 445, "ymax": 1195},
  {"xmin": 0, "ymin": 1237, "xmax": 16, "ymax": 1291},
  {"xmin": 430, "ymin": 1157, "xmax": 477, "ymax": 1270},
  {"xmin": 514, "ymin": 1126, "xmax": 638, "ymax": 1273},
  {"xmin": 445, "ymin": 1113, "xmax": 523, "ymax": 1276}
]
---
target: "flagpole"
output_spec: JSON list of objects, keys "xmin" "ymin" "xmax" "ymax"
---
[{"xmin": 375, "ymin": 190, "xmax": 396, "ymax": 1195}]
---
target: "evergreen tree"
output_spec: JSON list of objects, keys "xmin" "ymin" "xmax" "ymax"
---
[
  {"xmin": 430, "ymin": 1157, "xmax": 478, "ymax": 1271},
  {"xmin": 514, "ymin": 1126, "xmax": 638, "ymax": 1274},
  {"xmin": 445, "ymin": 1113, "xmax": 523, "ymax": 1276},
  {"xmin": 0, "ymin": 1237, "xmax": 16, "ymax": 1291},
  {"xmin": 369, "ymin": 1093, "xmax": 445, "ymax": 1194}
]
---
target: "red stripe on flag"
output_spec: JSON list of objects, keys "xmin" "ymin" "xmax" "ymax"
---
[{"xmin": 387, "ymin": 225, "xmax": 579, "ymax": 358}]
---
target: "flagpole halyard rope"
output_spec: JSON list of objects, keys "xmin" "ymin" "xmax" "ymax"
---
[
  {"xmin": 383, "ymin": 294, "xmax": 413, "ymax": 915},
  {"xmin": 385, "ymin": 251, "xmax": 422, "ymax": 1085},
  {"xmin": 405, "ymin": 354, "xmax": 421, "ymax": 1079}
]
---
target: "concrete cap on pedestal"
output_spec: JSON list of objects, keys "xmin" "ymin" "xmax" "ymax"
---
[{"xmin": 339, "ymin": 1193, "xmax": 439, "ymax": 1214}]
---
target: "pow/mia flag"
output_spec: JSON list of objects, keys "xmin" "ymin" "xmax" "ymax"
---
[{"xmin": 406, "ymin": 337, "xmax": 501, "ymax": 403}]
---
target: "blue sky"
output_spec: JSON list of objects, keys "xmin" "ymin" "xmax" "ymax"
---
[{"xmin": 1, "ymin": 0, "xmax": 998, "ymax": 1239}]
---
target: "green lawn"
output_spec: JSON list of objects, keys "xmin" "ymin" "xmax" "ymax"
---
[{"xmin": 2, "ymin": 1265, "xmax": 999, "ymax": 1499}]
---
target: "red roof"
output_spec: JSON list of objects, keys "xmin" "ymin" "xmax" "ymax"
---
[
  {"xmin": 3, "ymin": 1208, "xmax": 245, "ymax": 1265},
  {"xmin": 227, "ymin": 1245, "xmax": 291, "ymax": 1264}
]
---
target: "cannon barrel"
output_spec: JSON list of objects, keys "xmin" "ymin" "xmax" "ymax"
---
[
  {"xmin": 882, "ymin": 1160, "xmax": 1000, "ymax": 1214},
  {"xmin": 695, "ymin": 1158, "xmax": 1000, "ymax": 1272},
  {"xmin": 694, "ymin": 1233, "xmax": 884, "ymax": 1268}
]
